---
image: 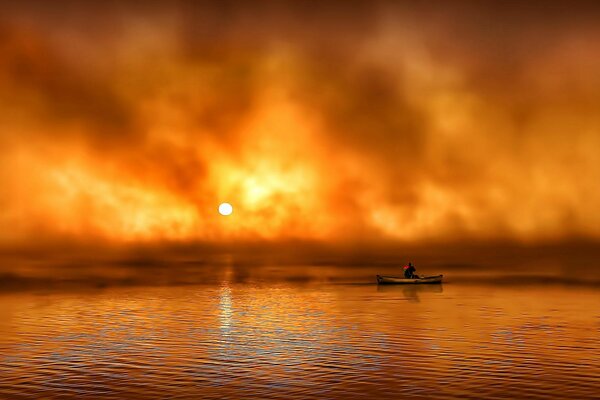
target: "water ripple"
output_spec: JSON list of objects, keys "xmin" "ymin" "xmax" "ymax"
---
[{"xmin": 0, "ymin": 282, "xmax": 598, "ymax": 399}]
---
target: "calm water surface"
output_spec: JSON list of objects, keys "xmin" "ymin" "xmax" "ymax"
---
[{"xmin": 0, "ymin": 268, "xmax": 599, "ymax": 399}]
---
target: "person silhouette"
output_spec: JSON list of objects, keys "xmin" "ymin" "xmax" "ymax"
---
[{"xmin": 403, "ymin": 262, "xmax": 418, "ymax": 279}]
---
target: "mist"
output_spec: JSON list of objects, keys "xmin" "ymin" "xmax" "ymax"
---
[{"xmin": 1, "ymin": 0, "xmax": 600, "ymax": 248}]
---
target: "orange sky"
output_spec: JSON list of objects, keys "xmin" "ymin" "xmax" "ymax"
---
[{"xmin": 1, "ymin": 1, "xmax": 600, "ymax": 246}]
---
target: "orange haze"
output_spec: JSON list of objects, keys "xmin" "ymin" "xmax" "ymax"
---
[{"xmin": 1, "ymin": 1, "xmax": 600, "ymax": 246}]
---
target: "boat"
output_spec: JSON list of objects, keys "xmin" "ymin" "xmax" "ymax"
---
[{"xmin": 376, "ymin": 274, "xmax": 443, "ymax": 284}]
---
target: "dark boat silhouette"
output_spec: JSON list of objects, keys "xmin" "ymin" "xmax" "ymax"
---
[{"xmin": 376, "ymin": 274, "xmax": 443, "ymax": 284}]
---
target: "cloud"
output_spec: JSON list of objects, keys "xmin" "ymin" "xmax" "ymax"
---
[{"xmin": 0, "ymin": 1, "xmax": 599, "ymax": 246}]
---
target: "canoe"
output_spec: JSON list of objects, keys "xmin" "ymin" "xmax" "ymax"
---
[{"xmin": 376, "ymin": 274, "xmax": 443, "ymax": 284}]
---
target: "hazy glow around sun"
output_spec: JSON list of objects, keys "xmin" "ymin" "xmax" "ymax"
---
[{"xmin": 218, "ymin": 202, "xmax": 233, "ymax": 216}]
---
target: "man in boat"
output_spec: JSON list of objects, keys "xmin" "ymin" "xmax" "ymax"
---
[{"xmin": 403, "ymin": 262, "xmax": 419, "ymax": 279}]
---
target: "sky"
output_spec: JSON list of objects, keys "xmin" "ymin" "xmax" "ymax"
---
[{"xmin": 1, "ymin": 0, "xmax": 600, "ymax": 248}]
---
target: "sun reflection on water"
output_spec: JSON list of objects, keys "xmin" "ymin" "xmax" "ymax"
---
[{"xmin": 219, "ymin": 285, "xmax": 233, "ymax": 336}]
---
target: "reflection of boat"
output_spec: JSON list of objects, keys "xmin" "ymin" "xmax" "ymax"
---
[
  {"xmin": 377, "ymin": 283, "xmax": 443, "ymax": 294},
  {"xmin": 376, "ymin": 275, "xmax": 443, "ymax": 284},
  {"xmin": 377, "ymin": 281, "xmax": 443, "ymax": 301}
]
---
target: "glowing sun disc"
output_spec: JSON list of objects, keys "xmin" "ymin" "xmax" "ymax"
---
[{"xmin": 218, "ymin": 202, "xmax": 233, "ymax": 216}]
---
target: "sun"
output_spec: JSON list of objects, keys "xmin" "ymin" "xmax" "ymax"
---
[{"xmin": 218, "ymin": 202, "xmax": 233, "ymax": 216}]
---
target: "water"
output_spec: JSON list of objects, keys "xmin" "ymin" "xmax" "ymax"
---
[{"xmin": 0, "ymin": 267, "xmax": 599, "ymax": 399}]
